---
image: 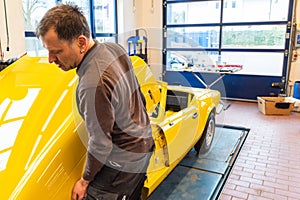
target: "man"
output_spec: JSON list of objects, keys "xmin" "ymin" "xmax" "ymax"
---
[{"xmin": 36, "ymin": 4, "xmax": 154, "ymax": 200}]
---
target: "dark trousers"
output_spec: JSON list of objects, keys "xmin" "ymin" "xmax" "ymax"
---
[{"xmin": 85, "ymin": 165, "xmax": 147, "ymax": 200}]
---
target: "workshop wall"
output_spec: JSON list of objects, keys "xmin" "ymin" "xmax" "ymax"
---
[
  {"xmin": 135, "ymin": 0, "xmax": 163, "ymax": 80},
  {"xmin": 117, "ymin": 0, "xmax": 137, "ymax": 34},
  {"xmin": 0, "ymin": 0, "xmax": 26, "ymax": 60},
  {"xmin": 117, "ymin": 0, "xmax": 163, "ymax": 80}
]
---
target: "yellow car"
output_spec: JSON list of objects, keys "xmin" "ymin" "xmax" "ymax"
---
[{"xmin": 0, "ymin": 55, "xmax": 220, "ymax": 200}]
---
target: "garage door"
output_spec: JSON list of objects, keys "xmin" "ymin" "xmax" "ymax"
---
[{"xmin": 163, "ymin": 0, "xmax": 295, "ymax": 100}]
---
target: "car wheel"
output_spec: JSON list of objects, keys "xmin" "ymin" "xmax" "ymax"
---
[{"xmin": 194, "ymin": 111, "xmax": 215, "ymax": 155}]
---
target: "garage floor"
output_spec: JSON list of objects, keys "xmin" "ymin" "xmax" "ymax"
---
[{"xmin": 217, "ymin": 100, "xmax": 300, "ymax": 200}]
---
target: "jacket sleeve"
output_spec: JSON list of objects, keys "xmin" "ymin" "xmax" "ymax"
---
[{"xmin": 77, "ymin": 79, "xmax": 115, "ymax": 181}]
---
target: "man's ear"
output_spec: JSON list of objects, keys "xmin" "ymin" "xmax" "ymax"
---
[{"xmin": 77, "ymin": 35, "xmax": 87, "ymax": 48}]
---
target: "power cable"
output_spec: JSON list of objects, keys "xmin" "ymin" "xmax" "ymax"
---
[
  {"xmin": 0, "ymin": 37, "xmax": 3, "ymax": 60},
  {"xmin": 3, "ymin": 0, "xmax": 9, "ymax": 51}
]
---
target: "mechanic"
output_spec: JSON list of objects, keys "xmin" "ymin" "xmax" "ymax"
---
[{"xmin": 36, "ymin": 3, "xmax": 154, "ymax": 200}]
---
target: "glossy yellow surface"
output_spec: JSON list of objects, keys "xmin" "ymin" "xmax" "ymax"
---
[
  {"xmin": 0, "ymin": 56, "xmax": 87, "ymax": 200},
  {"xmin": 0, "ymin": 55, "xmax": 220, "ymax": 199}
]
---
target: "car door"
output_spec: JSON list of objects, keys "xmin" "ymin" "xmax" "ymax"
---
[{"xmin": 161, "ymin": 89, "xmax": 199, "ymax": 166}]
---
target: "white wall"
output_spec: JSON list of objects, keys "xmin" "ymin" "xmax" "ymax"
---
[
  {"xmin": 118, "ymin": 0, "xmax": 163, "ymax": 80},
  {"xmin": 136, "ymin": 0, "xmax": 163, "ymax": 80},
  {"xmin": 0, "ymin": 0, "xmax": 26, "ymax": 60},
  {"xmin": 117, "ymin": 0, "xmax": 137, "ymax": 34}
]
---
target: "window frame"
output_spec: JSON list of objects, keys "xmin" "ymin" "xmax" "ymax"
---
[{"xmin": 23, "ymin": 0, "xmax": 118, "ymax": 55}]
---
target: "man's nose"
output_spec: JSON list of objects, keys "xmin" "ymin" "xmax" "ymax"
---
[{"xmin": 48, "ymin": 54, "xmax": 57, "ymax": 63}]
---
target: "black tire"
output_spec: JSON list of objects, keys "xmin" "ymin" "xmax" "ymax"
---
[{"xmin": 194, "ymin": 111, "xmax": 215, "ymax": 155}]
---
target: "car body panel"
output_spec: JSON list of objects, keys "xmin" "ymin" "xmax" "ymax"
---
[
  {"xmin": 0, "ymin": 55, "xmax": 220, "ymax": 199},
  {"xmin": 0, "ymin": 56, "xmax": 88, "ymax": 200}
]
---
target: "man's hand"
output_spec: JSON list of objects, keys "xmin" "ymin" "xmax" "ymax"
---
[{"xmin": 71, "ymin": 178, "xmax": 90, "ymax": 200}]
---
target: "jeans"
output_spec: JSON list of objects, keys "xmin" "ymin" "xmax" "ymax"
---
[{"xmin": 85, "ymin": 165, "xmax": 147, "ymax": 200}]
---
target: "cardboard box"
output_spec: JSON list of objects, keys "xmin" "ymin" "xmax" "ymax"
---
[{"xmin": 257, "ymin": 97, "xmax": 295, "ymax": 115}]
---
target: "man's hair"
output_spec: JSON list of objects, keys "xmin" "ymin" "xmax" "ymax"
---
[{"xmin": 36, "ymin": 3, "xmax": 91, "ymax": 42}]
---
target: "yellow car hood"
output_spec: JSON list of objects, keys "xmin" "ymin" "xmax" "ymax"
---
[{"xmin": 0, "ymin": 56, "xmax": 85, "ymax": 199}]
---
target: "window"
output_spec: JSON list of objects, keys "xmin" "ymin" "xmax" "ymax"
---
[
  {"xmin": 222, "ymin": 25, "xmax": 286, "ymax": 49},
  {"xmin": 93, "ymin": 0, "xmax": 116, "ymax": 34},
  {"xmin": 232, "ymin": 1, "xmax": 236, "ymax": 8},
  {"xmin": 167, "ymin": 2, "xmax": 220, "ymax": 24},
  {"xmin": 22, "ymin": 0, "xmax": 57, "ymax": 56},
  {"xmin": 22, "ymin": 0, "xmax": 117, "ymax": 56},
  {"xmin": 223, "ymin": 0, "xmax": 288, "ymax": 22},
  {"xmin": 164, "ymin": 0, "xmax": 291, "ymax": 76}
]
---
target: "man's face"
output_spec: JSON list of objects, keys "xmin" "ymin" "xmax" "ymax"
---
[{"xmin": 41, "ymin": 29, "xmax": 81, "ymax": 71}]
